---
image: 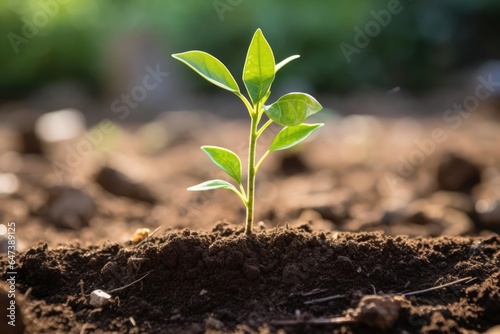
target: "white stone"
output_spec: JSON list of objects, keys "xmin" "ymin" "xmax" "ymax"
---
[
  {"xmin": 0, "ymin": 173, "xmax": 19, "ymax": 196},
  {"xmin": 34, "ymin": 108, "xmax": 85, "ymax": 142},
  {"xmin": 476, "ymin": 199, "xmax": 500, "ymax": 226},
  {"xmin": 89, "ymin": 289, "xmax": 111, "ymax": 307}
]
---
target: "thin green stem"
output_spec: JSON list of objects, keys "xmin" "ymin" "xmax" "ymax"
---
[
  {"xmin": 255, "ymin": 150, "xmax": 270, "ymax": 172},
  {"xmin": 245, "ymin": 103, "xmax": 259, "ymax": 235},
  {"xmin": 230, "ymin": 188, "xmax": 248, "ymax": 205},
  {"xmin": 236, "ymin": 93, "xmax": 254, "ymax": 116},
  {"xmin": 239, "ymin": 184, "xmax": 247, "ymax": 199},
  {"xmin": 256, "ymin": 105, "xmax": 264, "ymax": 124},
  {"xmin": 256, "ymin": 119, "xmax": 272, "ymax": 138}
]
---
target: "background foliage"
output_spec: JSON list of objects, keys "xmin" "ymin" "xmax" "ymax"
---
[{"xmin": 1, "ymin": 0, "xmax": 500, "ymax": 99}]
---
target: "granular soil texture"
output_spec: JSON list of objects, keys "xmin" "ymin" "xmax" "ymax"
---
[{"xmin": 1, "ymin": 224, "xmax": 499, "ymax": 333}]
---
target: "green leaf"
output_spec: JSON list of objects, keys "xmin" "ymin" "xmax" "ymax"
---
[
  {"xmin": 187, "ymin": 180, "xmax": 237, "ymax": 192},
  {"xmin": 243, "ymin": 29, "xmax": 275, "ymax": 104},
  {"xmin": 264, "ymin": 93, "xmax": 323, "ymax": 126},
  {"xmin": 201, "ymin": 146, "xmax": 242, "ymax": 184},
  {"xmin": 275, "ymin": 55, "xmax": 300, "ymax": 72},
  {"xmin": 269, "ymin": 123, "xmax": 323, "ymax": 152},
  {"xmin": 172, "ymin": 51, "xmax": 239, "ymax": 93}
]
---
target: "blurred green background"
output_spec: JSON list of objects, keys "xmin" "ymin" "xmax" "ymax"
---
[{"xmin": 1, "ymin": 0, "xmax": 500, "ymax": 101}]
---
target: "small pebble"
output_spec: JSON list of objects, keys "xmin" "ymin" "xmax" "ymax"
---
[
  {"xmin": 130, "ymin": 228, "xmax": 150, "ymax": 243},
  {"xmin": 34, "ymin": 109, "xmax": 85, "ymax": 143},
  {"xmin": 204, "ymin": 315, "xmax": 223, "ymax": 331},
  {"xmin": 476, "ymin": 199, "xmax": 500, "ymax": 226},
  {"xmin": 46, "ymin": 186, "xmax": 96, "ymax": 229},
  {"xmin": 349, "ymin": 295, "xmax": 405, "ymax": 331},
  {"xmin": 89, "ymin": 289, "xmax": 112, "ymax": 307},
  {"xmin": 0, "ymin": 173, "xmax": 19, "ymax": 196},
  {"xmin": 95, "ymin": 166, "xmax": 157, "ymax": 204}
]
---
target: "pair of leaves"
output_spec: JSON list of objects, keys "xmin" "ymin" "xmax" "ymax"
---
[
  {"xmin": 189, "ymin": 123, "xmax": 323, "ymax": 192},
  {"xmin": 171, "ymin": 34, "xmax": 320, "ymax": 127},
  {"xmin": 172, "ymin": 29, "xmax": 299, "ymax": 105},
  {"xmin": 200, "ymin": 146, "xmax": 241, "ymax": 184},
  {"xmin": 187, "ymin": 146, "xmax": 242, "ymax": 193}
]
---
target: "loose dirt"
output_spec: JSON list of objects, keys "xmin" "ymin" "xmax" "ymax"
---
[
  {"xmin": 1, "ymin": 112, "xmax": 500, "ymax": 333},
  {"xmin": 2, "ymin": 224, "xmax": 499, "ymax": 333}
]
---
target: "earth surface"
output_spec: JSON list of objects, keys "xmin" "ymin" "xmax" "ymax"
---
[{"xmin": 1, "ymin": 109, "xmax": 500, "ymax": 333}]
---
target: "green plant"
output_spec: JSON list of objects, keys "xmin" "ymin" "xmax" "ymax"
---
[{"xmin": 172, "ymin": 28, "xmax": 323, "ymax": 235}]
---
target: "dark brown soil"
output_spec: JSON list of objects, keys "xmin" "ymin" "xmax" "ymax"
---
[
  {"xmin": 2, "ymin": 224, "xmax": 499, "ymax": 333},
  {"xmin": 1, "ymin": 111, "xmax": 500, "ymax": 333}
]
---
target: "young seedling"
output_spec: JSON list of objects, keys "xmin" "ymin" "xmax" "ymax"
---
[{"xmin": 172, "ymin": 28, "xmax": 323, "ymax": 235}]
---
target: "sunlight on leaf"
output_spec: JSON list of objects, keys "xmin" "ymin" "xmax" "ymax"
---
[
  {"xmin": 269, "ymin": 123, "xmax": 323, "ymax": 152},
  {"xmin": 187, "ymin": 179, "xmax": 237, "ymax": 191},
  {"xmin": 201, "ymin": 146, "xmax": 242, "ymax": 184},
  {"xmin": 243, "ymin": 29, "xmax": 275, "ymax": 104},
  {"xmin": 172, "ymin": 51, "xmax": 240, "ymax": 93},
  {"xmin": 264, "ymin": 93, "xmax": 322, "ymax": 126}
]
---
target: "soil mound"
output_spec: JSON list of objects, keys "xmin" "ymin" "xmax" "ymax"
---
[{"xmin": 2, "ymin": 224, "xmax": 499, "ymax": 333}]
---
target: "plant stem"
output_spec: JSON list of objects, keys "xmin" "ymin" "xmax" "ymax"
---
[
  {"xmin": 237, "ymin": 93, "xmax": 255, "ymax": 117},
  {"xmin": 256, "ymin": 119, "xmax": 272, "ymax": 138},
  {"xmin": 255, "ymin": 150, "xmax": 270, "ymax": 172},
  {"xmin": 245, "ymin": 106, "xmax": 259, "ymax": 235},
  {"xmin": 231, "ymin": 187, "xmax": 248, "ymax": 204}
]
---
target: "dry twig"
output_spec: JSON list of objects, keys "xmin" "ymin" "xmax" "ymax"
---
[
  {"xmin": 107, "ymin": 270, "xmax": 153, "ymax": 293},
  {"xmin": 283, "ymin": 276, "xmax": 477, "ymax": 327},
  {"xmin": 301, "ymin": 288, "xmax": 329, "ymax": 297},
  {"xmin": 273, "ymin": 317, "xmax": 355, "ymax": 326},
  {"xmin": 304, "ymin": 294, "xmax": 346, "ymax": 305},
  {"xmin": 403, "ymin": 276, "xmax": 475, "ymax": 296}
]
